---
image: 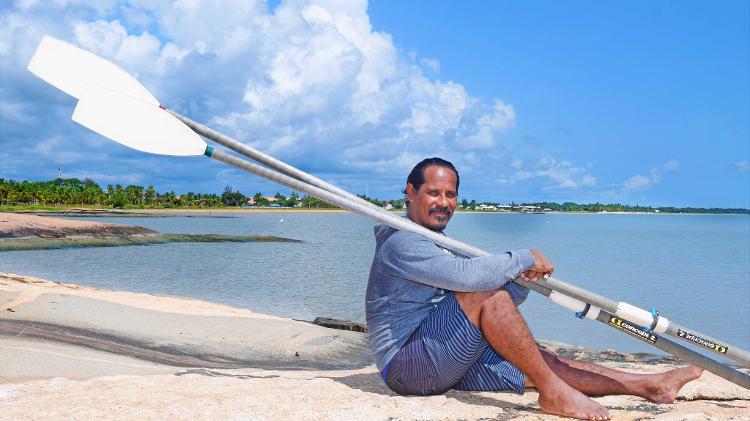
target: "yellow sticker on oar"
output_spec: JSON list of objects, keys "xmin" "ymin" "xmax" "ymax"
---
[
  {"xmin": 677, "ymin": 329, "xmax": 728, "ymax": 354},
  {"xmin": 608, "ymin": 316, "xmax": 658, "ymax": 344}
]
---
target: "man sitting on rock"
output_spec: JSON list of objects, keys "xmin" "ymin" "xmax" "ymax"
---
[{"xmin": 365, "ymin": 157, "xmax": 702, "ymax": 421}]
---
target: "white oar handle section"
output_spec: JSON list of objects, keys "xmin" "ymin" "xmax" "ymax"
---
[
  {"xmin": 615, "ymin": 303, "xmax": 670, "ymax": 334},
  {"xmin": 548, "ymin": 291, "xmax": 600, "ymax": 321}
]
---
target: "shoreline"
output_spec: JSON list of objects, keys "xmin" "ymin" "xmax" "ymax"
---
[
  {"xmin": 1, "ymin": 272, "xmax": 748, "ymax": 419},
  {"xmin": 3, "ymin": 207, "xmax": 747, "ymax": 217}
]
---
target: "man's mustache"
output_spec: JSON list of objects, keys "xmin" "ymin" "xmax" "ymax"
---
[{"xmin": 429, "ymin": 207, "xmax": 453, "ymax": 216}]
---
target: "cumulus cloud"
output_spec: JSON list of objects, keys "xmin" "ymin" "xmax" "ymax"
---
[
  {"xmin": 734, "ymin": 160, "xmax": 749, "ymax": 173},
  {"xmin": 499, "ymin": 155, "xmax": 595, "ymax": 190},
  {"xmin": 623, "ymin": 159, "xmax": 679, "ymax": 191},
  {"xmin": 419, "ymin": 58, "xmax": 440, "ymax": 73},
  {"xmin": 623, "ymin": 175, "xmax": 651, "ymax": 191},
  {"xmin": 0, "ymin": 0, "xmax": 556, "ymax": 198}
]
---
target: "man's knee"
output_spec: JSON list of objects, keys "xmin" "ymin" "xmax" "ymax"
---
[{"xmin": 455, "ymin": 288, "xmax": 515, "ymax": 328}]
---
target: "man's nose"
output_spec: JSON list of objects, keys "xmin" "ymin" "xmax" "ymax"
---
[{"xmin": 437, "ymin": 194, "xmax": 449, "ymax": 206}]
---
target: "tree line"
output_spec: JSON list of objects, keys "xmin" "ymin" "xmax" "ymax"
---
[
  {"xmin": 0, "ymin": 178, "xmax": 746, "ymax": 214},
  {"xmin": 0, "ymin": 178, "xmax": 338, "ymax": 209}
]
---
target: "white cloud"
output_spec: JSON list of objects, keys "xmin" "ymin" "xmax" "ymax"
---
[
  {"xmin": 734, "ymin": 160, "xmax": 749, "ymax": 173},
  {"xmin": 73, "ymin": 19, "xmax": 188, "ymax": 76},
  {"xmin": 2, "ymin": 0, "xmax": 526, "ymax": 195},
  {"xmin": 0, "ymin": 98, "xmax": 36, "ymax": 124},
  {"xmin": 624, "ymin": 175, "xmax": 651, "ymax": 191},
  {"xmin": 504, "ymin": 155, "xmax": 594, "ymax": 190},
  {"xmin": 581, "ymin": 174, "xmax": 596, "ymax": 187},
  {"xmin": 663, "ymin": 159, "xmax": 679, "ymax": 172},
  {"xmin": 419, "ymin": 57, "xmax": 440, "ymax": 73},
  {"xmin": 624, "ymin": 159, "xmax": 679, "ymax": 191}
]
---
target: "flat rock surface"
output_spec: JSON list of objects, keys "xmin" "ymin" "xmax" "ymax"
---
[
  {"xmin": 0, "ymin": 212, "xmax": 154, "ymax": 238},
  {"xmin": 1, "ymin": 273, "xmax": 748, "ymax": 420}
]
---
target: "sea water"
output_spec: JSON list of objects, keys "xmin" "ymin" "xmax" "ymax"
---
[{"xmin": 2, "ymin": 212, "xmax": 748, "ymax": 359}]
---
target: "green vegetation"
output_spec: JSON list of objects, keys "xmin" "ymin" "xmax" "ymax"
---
[
  {"xmin": 1, "ymin": 177, "xmax": 746, "ymax": 214},
  {"xmin": 0, "ymin": 178, "xmax": 334, "ymax": 209}
]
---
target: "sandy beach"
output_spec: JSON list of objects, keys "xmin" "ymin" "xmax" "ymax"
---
[{"xmin": 1, "ymin": 272, "xmax": 748, "ymax": 420}]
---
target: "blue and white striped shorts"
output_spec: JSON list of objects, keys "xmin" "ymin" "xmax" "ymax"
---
[{"xmin": 384, "ymin": 292, "xmax": 525, "ymax": 395}]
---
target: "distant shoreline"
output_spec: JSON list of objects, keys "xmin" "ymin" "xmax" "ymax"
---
[{"xmin": 3, "ymin": 207, "xmax": 747, "ymax": 217}]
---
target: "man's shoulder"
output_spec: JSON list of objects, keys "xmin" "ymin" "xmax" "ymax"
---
[{"xmin": 375, "ymin": 224, "xmax": 434, "ymax": 252}]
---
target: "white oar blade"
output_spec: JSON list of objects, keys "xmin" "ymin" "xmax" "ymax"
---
[
  {"xmin": 28, "ymin": 35, "xmax": 159, "ymax": 106},
  {"xmin": 73, "ymin": 85, "xmax": 207, "ymax": 156}
]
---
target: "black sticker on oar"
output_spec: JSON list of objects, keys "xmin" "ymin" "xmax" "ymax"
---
[
  {"xmin": 677, "ymin": 329, "xmax": 728, "ymax": 354},
  {"xmin": 608, "ymin": 316, "xmax": 658, "ymax": 344}
]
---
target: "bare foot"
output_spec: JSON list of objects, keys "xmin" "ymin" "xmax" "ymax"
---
[
  {"xmin": 642, "ymin": 366, "xmax": 703, "ymax": 404},
  {"xmin": 538, "ymin": 379, "xmax": 610, "ymax": 420}
]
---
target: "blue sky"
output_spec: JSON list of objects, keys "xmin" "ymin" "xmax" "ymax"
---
[{"xmin": 1, "ymin": 0, "xmax": 748, "ymax": 207}]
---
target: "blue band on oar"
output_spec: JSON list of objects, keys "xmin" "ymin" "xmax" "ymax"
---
[
  {"xmin": 643, "ymin": 308, "xmax": 660, "ymax": 333},
  {"xmin": 204, "ymin": 146, "xmax": 214, "ymax": 157},
  {"xmin": 575, "ymin": 303, "xmax": 591, "ymax": 319}
]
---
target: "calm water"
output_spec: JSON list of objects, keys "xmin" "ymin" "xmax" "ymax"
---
[{"xmin": 2, "ymin": 212, "xmax": 748, "ymax": 359}]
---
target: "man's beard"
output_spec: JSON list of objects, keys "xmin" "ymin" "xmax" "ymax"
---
[{"xmin": 427, "ymin": 206, "xmax": 452, "ymax": 231}]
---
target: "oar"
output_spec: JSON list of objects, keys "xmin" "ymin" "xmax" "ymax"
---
[
  {"xmin": 68, "ymin": 85, "xmax": 750, "ymax": 389},
  {"xmin": 521, "ymin": 282, "xmax": 750, "ymax": 388},
  {"xmin": 28, "ymin": 36, "xmax": 750, "ymax": 375}
]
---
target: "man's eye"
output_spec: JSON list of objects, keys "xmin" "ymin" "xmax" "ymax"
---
[{"xmin": 429, "ymin": 191, "xmax": 438, "ymax": 196}]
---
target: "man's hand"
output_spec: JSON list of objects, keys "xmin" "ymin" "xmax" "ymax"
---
[{"xmin": 522, "ymin": 249, "xmax": 554, "ymax": 282}]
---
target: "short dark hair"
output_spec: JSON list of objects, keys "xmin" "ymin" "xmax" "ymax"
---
[{"xmin": 402, "ymin": 157, "xmax": 460, "ymax": 202}]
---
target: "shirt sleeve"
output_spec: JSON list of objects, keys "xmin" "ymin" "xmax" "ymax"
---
[{"xmin": 381, "ymin": 231, "xmax": 536, "ymax": 292}]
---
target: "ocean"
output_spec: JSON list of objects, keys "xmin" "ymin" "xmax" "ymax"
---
[{"xmin": 2, "ymin": 212, "xmax": 748, "ymax": 361}]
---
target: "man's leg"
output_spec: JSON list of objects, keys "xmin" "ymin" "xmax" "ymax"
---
[
  {"xmin": 536, "ymin": 351, "xmax": 703, "ymax": 403},
  {"xmin": 455, "ymin": 289, "xmax": 610, "ymax": 421}
]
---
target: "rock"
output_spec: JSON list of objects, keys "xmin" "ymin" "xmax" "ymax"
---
[{"xmin": 313, "ymin": 317, "xmax": 368, "ymax": 332}]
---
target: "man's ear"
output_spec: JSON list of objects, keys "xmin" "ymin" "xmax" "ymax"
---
[{"xmin": 406, "ymin": 183, "xmax": 416, "ymax": 202}]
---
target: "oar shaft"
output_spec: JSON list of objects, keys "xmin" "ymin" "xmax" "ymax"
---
[
  {"xmin": 208, "ymin": 148, "xmax": 489, "ymax": 257},
  {"xmin": 169, "ymin": 110, "xmax": 381, "ymax": 213},
  {"xmin": 522, "ymin": 282, "xmax": 750, "ymax": 388},
  {"xmin": 534, "ymin": 277, "xmax": 750, "ymax": 366},
  {"xmin": 665, "ymin": 323, "xmax": 750, "ymax": 367},
  {"xmin": 597, "ymin": 314, "xmax": 750, "ymax": 389}
]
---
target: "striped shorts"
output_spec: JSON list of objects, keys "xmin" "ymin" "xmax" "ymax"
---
[{"xmin": 384, "ymin": 292, "xmax": 525, "ymax": 395}]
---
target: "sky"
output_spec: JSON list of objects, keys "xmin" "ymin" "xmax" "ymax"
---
[{"xmin": 1, "ymin": 0, "xmax": 748, "ymax": 208}]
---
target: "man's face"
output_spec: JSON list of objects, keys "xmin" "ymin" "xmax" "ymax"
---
[{"xmin": 406, "ymin": 165, "xmax": 458, "ymax": 231}]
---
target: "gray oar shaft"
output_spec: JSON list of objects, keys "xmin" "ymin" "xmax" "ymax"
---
[
  {"xmin": 664, "ymin": 322, "xmax": 750, "ymax": 367},
  {"xmin": 208, "ymin": 149, "xmax": 488, "ymax": 257},
  {"xmin": 534, "ymin": 277, "xmax": 750, "ymax": 366},
  {"xmin": 523, "ymin": 282, "xmax": 750, "ymax": 388},
  {"xmin": 170, "ymin": 110, "xmax": 376, "ymax": 212},
  {"xmin": 593, "ymin": 314, "xmax": 750, "ymax": 389}
]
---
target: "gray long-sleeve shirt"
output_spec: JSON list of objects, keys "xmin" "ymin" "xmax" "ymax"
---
[{"xmin": 365, "ymin": 223, "xmax": 536, "ymax": 371}]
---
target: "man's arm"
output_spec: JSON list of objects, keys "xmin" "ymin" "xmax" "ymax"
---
[{"xmin": 381, "ymin": 231, "xmax": 536, "ymax": 292}]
